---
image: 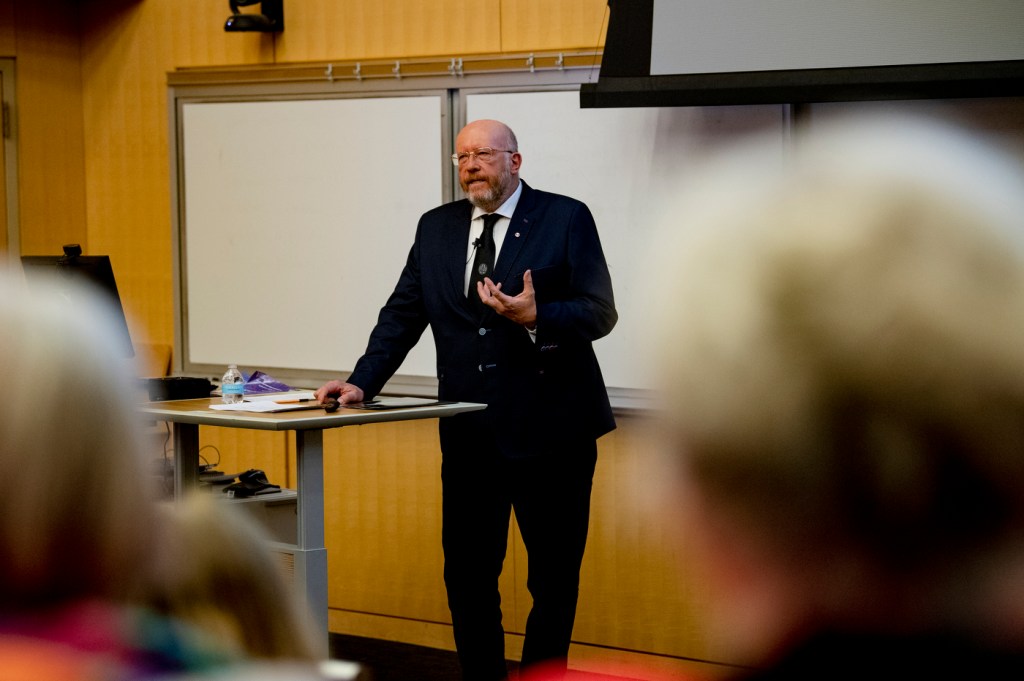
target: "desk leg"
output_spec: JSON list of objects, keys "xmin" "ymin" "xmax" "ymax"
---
[
  {"xmin": 295, "ymin": 429, "xmax": 329, "ymax": 656},
  {"xmin": 173, "ymin": 422, "xmax": 200, "ymax": 500}
]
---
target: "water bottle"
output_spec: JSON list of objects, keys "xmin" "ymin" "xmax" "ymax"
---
[{"xmin": 221, "ymin": 364, "xmax": 245, "ymax": 404}]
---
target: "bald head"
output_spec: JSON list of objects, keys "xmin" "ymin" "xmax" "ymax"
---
[
  {"xmin": 455, "ymin": 119, "xmax": 522, "ymax": 212},
  {"xmin": 457, "ymin": 119, "xmax": 518, "ymax": 154}
]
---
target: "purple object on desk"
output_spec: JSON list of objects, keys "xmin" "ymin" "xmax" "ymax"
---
[{"xmin": 243, "ymin": 370, "xmax": 293, "ymax": 394}]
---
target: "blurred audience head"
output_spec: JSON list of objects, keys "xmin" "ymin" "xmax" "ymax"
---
[
  {"xmin": 154, "ymin": 493, "xmax": 320, "ymax": 661},
  {"xmin": 649, "ymin": 114, "xmax": 1024, "ymax": 662},
  {"xmin": 0, "ymin": 269, "xmax": 158, "ymax": 609}
]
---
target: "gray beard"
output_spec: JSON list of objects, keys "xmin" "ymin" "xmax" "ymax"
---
[
  {"xmin": 467, "ymin": 183, "xmax": 501, "ymax": 210},
  {"xmin": 464, "ymin": 165, "xmax": 513, "ymax": 211}
]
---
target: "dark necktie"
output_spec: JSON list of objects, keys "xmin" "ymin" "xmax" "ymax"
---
[{"xmin": 470, "ymin": 214, "xmax": 500, "ymax": 312}]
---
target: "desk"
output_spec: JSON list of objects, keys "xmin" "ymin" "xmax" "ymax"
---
[{"xmin": 140, "ymin": 397, "xmax": 485, "ymax": 653}]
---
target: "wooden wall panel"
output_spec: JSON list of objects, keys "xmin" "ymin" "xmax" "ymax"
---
[
  {"xmin": 0, "ymin": 1, "xmax": 15, "ymax": 54},
  {"xmin": 277, "ymin": 0, "xmax": 501, "ymax": 62},
  {"xmin": 501, "ymin": 0, "xmax": 608, "ymax": 53},
  {"xmin": 11, "ymin": 1, "xmax": 87, "ymax": 255},
  {"xmin": 323, "ymin": 418, "xmax": 450, "ymax": 622}
]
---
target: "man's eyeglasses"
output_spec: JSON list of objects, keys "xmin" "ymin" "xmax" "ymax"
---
[{"xmin": 451, "ymin": 147, "xmax": 514, "ymax": 167}]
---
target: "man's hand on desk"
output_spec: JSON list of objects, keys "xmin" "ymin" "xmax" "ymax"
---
[{"xmin": 315, "ymin": 380, "xmax": 365, "ymax": 407}]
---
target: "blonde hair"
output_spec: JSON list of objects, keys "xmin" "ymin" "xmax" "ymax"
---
[
  {"xmin": 155, "ymin": 493, "xmax": 319, "ymax": 660},
  {"xmin": 0, "ymin": 271, "xmax": 158, "ymax": 608},
  {"xmin": 654, "ymin": 115, "xmax": 1024, "ymax": 579}
]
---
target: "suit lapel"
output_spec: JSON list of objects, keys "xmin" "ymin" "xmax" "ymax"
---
[
  {"xmin": 493, "ymin": 181, "xmax": 536, "ymax": 290},
  {"xmin": 444, "ymin": 201, "xmax": 474, "ymax": 303},
  {"xmin": 441, "ymin": 201, "xmax": 480, "ymax": 322}
]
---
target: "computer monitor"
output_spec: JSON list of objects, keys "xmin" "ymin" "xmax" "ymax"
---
[{"xmin": 20, "ymin": 245, "xmax": 135, "ymax": 358}]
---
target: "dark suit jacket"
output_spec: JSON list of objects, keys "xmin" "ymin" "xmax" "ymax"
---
[{"xmin": 347, "ymin": 181, "xmax": 617, "ymax": 458}]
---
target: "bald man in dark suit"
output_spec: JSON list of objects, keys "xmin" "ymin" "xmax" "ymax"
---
[{"xmin": 317, "ymin": 119, "xmax": 616, "ymax": 681}]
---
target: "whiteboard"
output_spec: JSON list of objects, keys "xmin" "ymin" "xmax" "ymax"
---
[
  {"xmin": 466, "ymin": 90, "xmax": 786, "ymax": 393},
  {"xmin": 181, "ymin": 95, "xmax": 444, "ymax": 380}
]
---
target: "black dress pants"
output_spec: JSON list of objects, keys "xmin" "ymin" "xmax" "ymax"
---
[{"xmin": 440, "ymin": 423, "xmax": 598, "ymax": 681}]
